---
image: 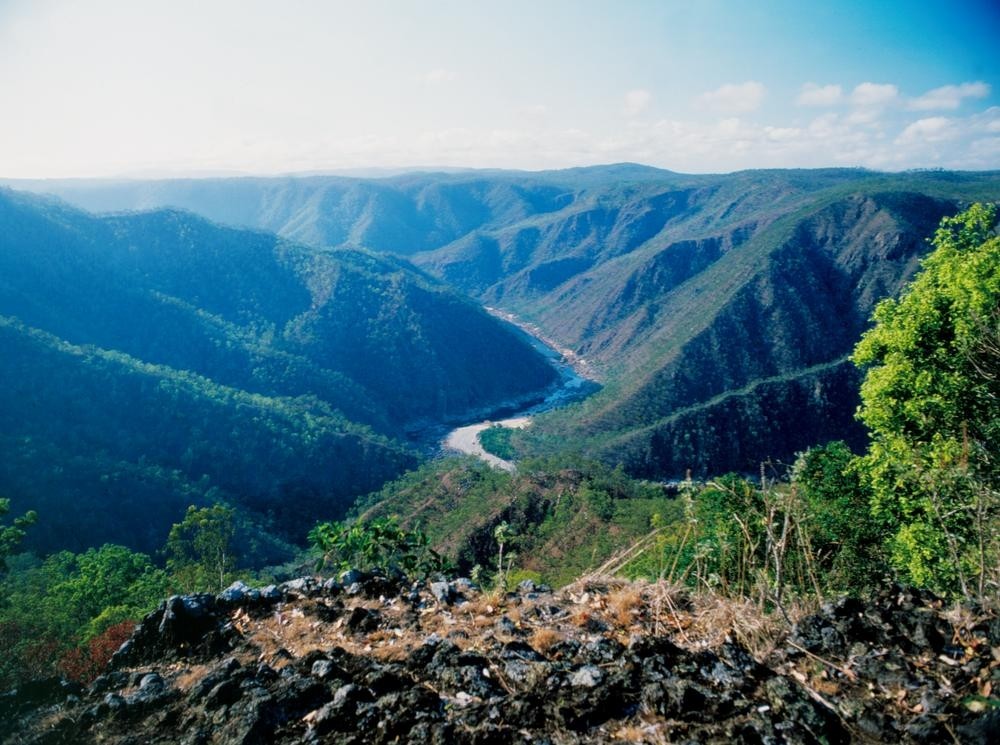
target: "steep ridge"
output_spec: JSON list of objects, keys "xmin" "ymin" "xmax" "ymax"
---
[
  {"xmin": 0, "ymin": 189, "xmax": 556, "ymax": 429},
  {"xmin": 524, "ymin": 190, "xmax": 980, "ymax": 474},
  {"xmin": 0, "ymin": 189, "xmax": 557, "ymax": 554},
  {"xmin": 10, "ymin": 168, "xmax": 1000, "ymax": 477}
]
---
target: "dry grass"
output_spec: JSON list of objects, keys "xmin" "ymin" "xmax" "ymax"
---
[
  {"xmin": 479, "ymin": 586, "xmax": 507, "ymax": 607},
  {"xmin": 530, "ymin": 627, "xmax": 563, "ymax": 653},
  {"xmin": 372, "ymin": 642, "xmax": 414, "ymax": 663},
  {"xmin": 612, "ymin": 718, "xmax": 669, "ymax": 743},
  {"xmin": 569, "ymin": 607, "xmax": 595, "ymax": 628},
  {"xmin": 173, "ymin": 663, "xmax": 211, "ymax": 692},
  {"xmin": 460, "ymin": 597, "xmax": 497, "ymax": 617},
  {"xmin": 685, "ymin": 593, "xmax": 811, "ymax": 657},
  {"xmin": 607, "ymin": 586, "xmax": 644, "ymax": 628}
]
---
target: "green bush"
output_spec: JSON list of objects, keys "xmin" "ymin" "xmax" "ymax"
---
[{"xmin": 308, "ymin": 517, "xmax": 451, "ymax": 577}]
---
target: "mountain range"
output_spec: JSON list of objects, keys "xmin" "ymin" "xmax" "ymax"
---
[
  {"xmin": 13, "ymin": 166, "xmax": 1000, "ymax": 478},
  {"xmin": 0, "ymin": 188, "xmax": 556, "ymax": 555}
]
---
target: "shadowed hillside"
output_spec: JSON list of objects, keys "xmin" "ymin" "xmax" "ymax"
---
[
  {"xmin": 0, "ymin": 189, "xmax": 557, "ymax": 555},
  {"xmin": 10, "ymin": 167, "xmax": 1000, "ymax": 475}
]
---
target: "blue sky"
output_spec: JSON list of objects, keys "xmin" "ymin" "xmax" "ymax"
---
[{"xmin": 1, "ymin": 0, "xmax": 998, "ymax": 177}]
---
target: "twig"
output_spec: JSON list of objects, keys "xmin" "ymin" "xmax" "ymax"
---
[{"xmin": 786, "ymin": 640, "xmax": 858, "ymax": 681}]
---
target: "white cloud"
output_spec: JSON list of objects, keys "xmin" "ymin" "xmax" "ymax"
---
[
  {"xmin": 624, "ymin": 89, "xmax": 652, "ymax": 116},
  {"xmin": 896, "ymin": 117, "xmax": 956, "ymax": 144},
  {"xmin": 517, "ymin": 103, "xmax": 549, "ymax": 118},
  {"xmin": 696, "ymin": 81, "xmax": 766, "ymax": 113},
  {"xmin": 908, "ymin": 81, "xmax": 990, "ymax": 110},
  {"xmin": 423, "ymin": 68, "xmax": 458, "ymax": 84},
  {"xmin": 851, "ymin": 82, "xmax": 898, "ymax": 107},
  {"xmin": 844, "ymin": 108, "xmax": 883, "ymax": 126},
  {"xmin": 796, "ymin": 83, "xmax": 842, "ymax": 107},
  {"xmin": 764, "ymin": 126, "xmax": 802, "ymax": 141}
]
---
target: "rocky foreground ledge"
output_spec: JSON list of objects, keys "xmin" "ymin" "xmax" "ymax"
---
[{"xmin": 3, "ymin": 573, "xmax": 999, "ymax": 744}]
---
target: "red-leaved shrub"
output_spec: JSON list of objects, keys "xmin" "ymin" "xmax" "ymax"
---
[{"xmin": 59, "ymin": 621, "xmax": 135, "ymax": 684}]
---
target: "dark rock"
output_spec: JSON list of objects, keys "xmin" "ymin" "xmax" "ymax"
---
[
  {"xmin": 501, "ymin": 640, "xmax": 545, "ymax": 662},
  {"xmin": 451, "ymin": 577, "xmax": 477, "ymax": 594},
  {"xmin": 280, "ymin": 577, "xmax": 316, "ymax": 597},
  {"xmin": 259, "ymin": 584, "xmax": 282, "ymax": 602},
  {"xmin": 5, "ymin": 577, "xmax": 993, "ymax": 745},
  {"xmin": 217, "ymin": 580, "xmax": 253, "ymax": 604},
  {"xmin": 88, "ymin": 671, "xmax": 129, "ymax": 696},
  {"xmin": 958, "ymin": 708, "xmax": 1000, "ymax": 745},
  {"xmin": 310, "ymin": 659, "xmax": 338, "ymax": 680},
  {"xmin": 188, "ymin": 657, "xmax": 242, "ymax": 702},
  {"xmin": 495, "ymin": 615, "xmax": 518, "ymax": 635},
  {"xmin": 339, "ymin": 568, "xmax": 366, "ymax": 586},
  {"xmin": 113, "ymin": 594, "xmax": 234, "ymax": 667},
  {"xmin": 202, "ymin": 678, "xmax": 243, "ymax": 710},
  {"xmin": 904, "ymin": 714, "xmax": 945, "ymax": 742},
  {"xmin": 0, "ymin": 677, "xmax": 82, "ymax": 720},
  {"xmin": 346, "ymin": 606, "xmax": 380, "ymax": 633},
  {"xmin": 581, "ymin": 616, "xmax": 608, "ymax": 633},
  {"xmin": 581, "ymin": 636, "xmax": 624, "ymax": 664}
]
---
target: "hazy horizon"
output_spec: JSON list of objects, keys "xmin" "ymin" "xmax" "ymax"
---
[{"xmin": 2, "ymin": 0, "xmax": 999, "ymax": 178}]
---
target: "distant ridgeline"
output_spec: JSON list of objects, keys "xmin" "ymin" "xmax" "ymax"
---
[
  {"xmin": 0, "ymin": 188, "xmax": 556, "ymax": 557},
  {"xmin": 16, "ymin": 166, "xmax": 1000, "ymax": 479}
]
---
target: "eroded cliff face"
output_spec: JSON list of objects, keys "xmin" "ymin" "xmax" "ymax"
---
[
  {"xmin": 528, "ymin": 192, "xmax": 961, "ymax": 476},
  {"xmin": 5, "ymin": 573, "xmax": 998, "ymax": 744}
]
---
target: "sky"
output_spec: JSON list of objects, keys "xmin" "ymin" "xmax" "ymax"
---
[{"xmin": 1, "ymin": 0, "xmax": 999, "ymax": 178}]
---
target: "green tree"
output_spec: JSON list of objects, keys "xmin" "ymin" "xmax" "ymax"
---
[
  {"xmin": 165, "ymin": 505, "xmax": 238, "ymax": 592},
  {"xmin": 44, "ymin": 544, "xmax": 169, "ymax": 639},
  {"xmin": 853, "ymin": 203, "xmax": 1000, "ymax": 595},
  {"xmin": 0, "ymin": 544, "xmax": 167, "ymax": 686},
  {"xmin": 790, "ymin": 442, "xmax": 884, "ymax": 591},
  {"xmin": 0, "ymin": 498, "xmax": 37, "ymax": 573}
]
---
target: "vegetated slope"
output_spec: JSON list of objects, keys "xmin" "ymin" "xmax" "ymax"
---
[
  {"xmin": 0, "ymin": 317, "xmax": 414, "ymax": 555},
  {"xmin": 520, "ymin": 186, "xmax": 999, "ymax": 476},
  {"xmin": 13, "ymin": 168, "xmax": 1000, "ymax": 476},
  {"xmin": 0, "ymin": 189, "xmax": 557, "ymax": 555},
  {"xmin": 356, "ymin": 456, "xmax": 680, "ymax": 587}
]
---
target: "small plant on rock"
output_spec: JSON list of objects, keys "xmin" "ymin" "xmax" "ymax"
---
[{"xmin": 308, "ymin": 517, "xmax": 451, "ymax": 577}]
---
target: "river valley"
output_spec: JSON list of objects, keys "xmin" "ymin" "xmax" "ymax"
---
[{"xmin": 439, "ymin": 310, "xmax": 598, "ymax": 469}]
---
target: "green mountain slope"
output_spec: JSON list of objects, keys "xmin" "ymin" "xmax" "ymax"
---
[
  {"xmin": 0, "ymin": 189, "xmax": 557, "ymax": 554},
  {"xmin": 520, "ymin": 186, "xmax": 1000, "ymax": 474},
  {"xmin": 0, "ymin": 316, "xmax": 415, "ymax": 554},
  {"xmin": 11, "ymin": 167, "xmax": 1000, "ymax": 477}
]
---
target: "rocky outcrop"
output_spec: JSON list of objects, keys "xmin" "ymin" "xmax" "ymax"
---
[{"xmin": 4, "ymin": 574, "xmax": 998, "ymax": 744}]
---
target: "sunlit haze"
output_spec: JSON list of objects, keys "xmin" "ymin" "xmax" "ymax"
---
[{"xmin": 2, "ymin": 0, "xmax": 999, "ymax": 178}]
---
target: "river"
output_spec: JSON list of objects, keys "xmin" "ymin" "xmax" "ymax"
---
[{"xmin": 440, "ymin": 309, "xmax": 599, "ymax": 470}]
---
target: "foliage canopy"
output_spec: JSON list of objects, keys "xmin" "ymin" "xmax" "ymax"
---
[{"xmin": 853, "ymin": 203, "xmax": 1000, "ymax": 594}]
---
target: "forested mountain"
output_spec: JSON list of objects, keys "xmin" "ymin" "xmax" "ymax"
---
[
  {"xmin": 0, "ymin": 189, "xmax": 557, "ymax": 554},
  {"xmin": 519, "ymin": 186, "xmax": 996, "ymax": 475},
  {"xmin": 10, "ymin": 167, "xmax": 1000, "ymax": 476}
]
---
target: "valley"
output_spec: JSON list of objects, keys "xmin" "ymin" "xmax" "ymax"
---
[
  {"xmin": 2, "ymin": 165, "xmax": 998, "ymax": 586},
  {"xmin": 13, "ymin": 167, "xmax": 1000, "ymax": 479},
  {"xmin": 0, "ymin": 187, "xmax": 557, "ymax": 557},
  {"xmin": 5, "ymin": 6, "xmax": 1000, "ymax": 741}
]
